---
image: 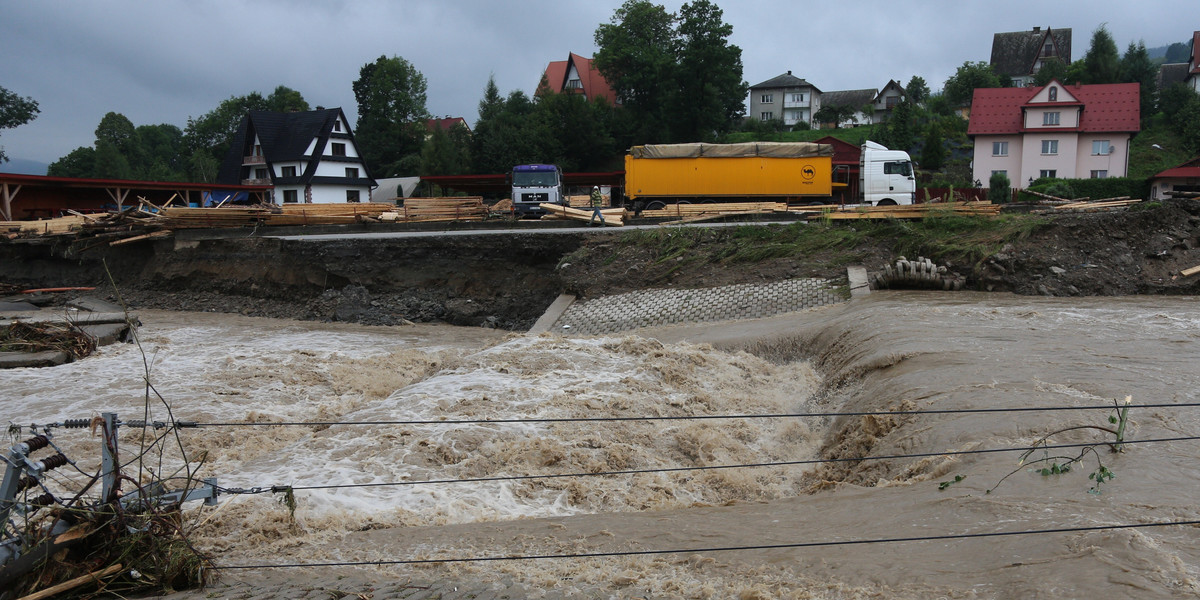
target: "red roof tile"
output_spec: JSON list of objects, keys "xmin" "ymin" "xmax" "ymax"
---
[
  {"xmin": 1153, "ymin": 157, "xmax": 1200, "ymax": 179},
  {"xmin": 538, "ymin": 53, "xmax": 616, "ymax": 103}
]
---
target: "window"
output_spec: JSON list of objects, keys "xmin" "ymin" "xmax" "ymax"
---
[
  {"xmin": 1048, "ymin": 86, "xmax": 1058, "ymax": 101},
  {"xmin": 254, "ymin": 168, "xmax": 267, "ymax": 180},
  {"xmin": 1092, "ymin": 140, "xmax": 1111, "ymax": 155},
  {"xmin": 1039, "ymin": 169, "xmax": 1057, "ymax": 179},
  {"xmin": 1041, "ymin": 140, "xmax": 1058, "ymax": 155},
  {"xmin": 345, "ymin": 167, "xmax": 359, "ymax": 179},
  {"xmin": 1043, "ymin": 111, "xmax": 1060, "ymax": 125},
  {"xmin": 761, "ymin": 94, "xmax": 773, "ymax": 103},
  {"xmin": 283, "ymin": 190, "xmax": 298, "ymax": 203},
  {"xmin": 346, "ymin": 190, "xmax": 361, "ymax": 203},
  {"xmin": 883, "ymin": 161, "xmax": 913, "ymax": 177},
  {"xmin": 281, "ymin": 166, "xmax": 297, "ymax": 177},
  {"xmin": 253, "ymin": 144, "xmax": 262, "ymax": 156},
  {"xmin": 992, "ymin": 141, "xmax": 1009, "ymax": 156},
  {"xmin": 331, "ymin": 142, "xmax": 347, "ymax": 156},
  {"xmin": 333, "ymin": 120, "xmax": 342, "ymax": 132},
  {"xmin": 1090, "ymin": 170, "xmax": 1108, "ymax": 179},
  {"xmin": 991, "ymin": 170, "xmax": 1008, "ymax": 177},
  {"xmin": 792, "ymin": 93, "xmax": 804, "ymax": 102},
  {"xmin": 760, "ymin": 112, "xmax": 773, "ymax": 121}
]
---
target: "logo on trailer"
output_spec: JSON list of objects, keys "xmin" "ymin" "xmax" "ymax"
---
[{"xmin": 802, "ymin": 165, "xmax": 816, "ymax": 180}]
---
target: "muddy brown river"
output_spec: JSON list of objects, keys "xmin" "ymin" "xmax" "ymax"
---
[{"xmin": 4, "ymin": 292, "xmax": 1199, "ymax": 598}]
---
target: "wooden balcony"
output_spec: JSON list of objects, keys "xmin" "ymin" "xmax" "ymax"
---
[{"xmin": 243, "ymin": 155, "xmax": 266, "ymax": 165}]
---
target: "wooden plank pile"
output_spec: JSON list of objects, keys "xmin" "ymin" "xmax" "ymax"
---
[
  {"xmin": 808, "ymin": 201, "xmax": 1003, "ymax": 220},
  {"xmin": 539, "ymin": 203, "xmax": 628, "ymax": 226},
  {"xmin": 153, "ymin": 206, "xmax": 272, "ymax": 229},
  {"xmin": 266, "ymin": 202, "xmax": 395, "ymax": 226},
  {"xmin": 380, "ymin": 197, "xmax": 488, "ymax": 222},
  {"xmin": 490, "ymin": 198, "xmax": 514, "ymax": 215},
  {"xmin": 1, "ymin": 215, "xmax": 91, "ymax": 236},
  {"xmin": 1052, "ymin": 197, "xmax": 1142, "ymax": 212},
  {"xmin": 640, "ymin": 201, "xmax": 782, "ymax": 222}
]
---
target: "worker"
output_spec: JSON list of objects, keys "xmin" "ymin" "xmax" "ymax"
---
[{"xmin": 589, "ymin": 186, "xmax": 605, "ymax": 226}]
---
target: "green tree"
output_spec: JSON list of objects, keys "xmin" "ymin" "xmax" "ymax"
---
[
  {"xmin": 1033, "ymin": 57, "xmax": 1070, "ymax": 87},
  {"xmin": 419, "ymin": 124, "xmax": 471, "ymax": 176},
  {"xmin": 814, "ymin": 104, "xmax": 858, "ymax": 128},
  {"xmin": 1160, "ymin": 82, "xmax": 1197, "ymax": 123},
  {"xmin": 472, "ymin": 89, "xmax": 545, "ymax": 174},
  {"xmin": 536, "ymin": 92, "xmax": 617, "ymax": 172},
  {"xmin": 671, "ymin": 0, "xmax": 747, "ymax": 141},
  {"xmin": 94, "ymin": 112, "xmax": 137, "ymax": 157},
  {"xmin": 1081, "ymin": 24, "xmax": 1120, "ymax": 84},
  {"xmin": 883, "ymin": 100, "xmax": 917, "ymax": 152},
  {"xmin": 47, "ymin": 147, "xmax": 95, "ymax": 178},
  {"xmin": 920, "ymin": 122, "xmax": 946, "ymax": 171},
  {"xmin": 905, "ymin": 76, "xmax": 930, "ymax": 105},
  {"xmin": 593, "ymin": 0, "xmax": 677, "ymax": 143},
  {"xmin": 183, "ymin": 92, "xmax": 269, "ymax": 174},
  {"xmin": 943, "ymin": 61, "xmax": 1002, "ymax": 107},
  {"xmin": 264, "ymin": 85, "xmax": 310, "ymax": 113},
  {"xmin": 353, "ymin": 55, "xmax": 430, "ymax": 177},
  {"xmin": 988, "ymin": 171, "xmax": 1011, "ymax": 203},
  {"xmin": 1120, "ymin": 41, "xmax": 1157, "ymax": 121},
  {"xmin": 1164, "ymin": 41, "xmax": 1191, "ymax": 64},
  {"xmin": 0, "ymin": 86, "xmax": 39, "ymax": 163}
]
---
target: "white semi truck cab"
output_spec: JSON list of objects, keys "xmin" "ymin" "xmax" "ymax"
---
[
  {"xmin": 860, "ymin": 141, "xmax": 916, "ymax": 206},
  {"xmin": 511, "ymin": 164, "xmax": 565, "ymax": 216}
]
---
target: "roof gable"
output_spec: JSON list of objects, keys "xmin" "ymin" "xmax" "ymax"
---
[
  {"xmin": 538, "ymin": 53, "xmax": 616, "ymax": 103},
  {"xmin": 217, "ymin": 108, "xmax": 374, "ymax": 186},
  {"xmin": 990, "ymin": 27, "xmax": 1072, "ymax": 77},
  {"xmin": 1027, "ymin": 79, "xmax": 1079, "ymax": 104}
]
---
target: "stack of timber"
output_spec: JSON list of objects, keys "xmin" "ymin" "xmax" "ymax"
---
[
  {"xmin": 153, "ymin": 206, "xmax": 273, "ymax": 229},
  {"xmin": 1052, "ymin": 197, "xmax": 1142, "ymax": 212},
  {"xmin": 641, "ymin": 201, "xmax": 782, "ymax": 223},
  {"xmin": 1166, "ymin": 191, "xmax": 1200, "ymax": 199},
  {"xmin": 539, "ymin": 203, "xmax": 628, "ymax": 226},
  {"xmin": 808, "ymin": 201, "xmax": 1003, "ymax": 220},
  {"xmin": 1019, "ymin": 189, "xmax": 1081, "ymax": 205},
  {"xmin": 489, "ymin": 198, "xmax": 514, "ymax": 216},
  {"xmin": 1, "ymin": 215, "xmax": 91, "ymax": 236},
  {"xmin": 266, "ymin": 202, "xmax": 394, "ymax": 226},
  {"xmin": 380, "ymin": 197, "xmax": 488, "ymax": 222}
]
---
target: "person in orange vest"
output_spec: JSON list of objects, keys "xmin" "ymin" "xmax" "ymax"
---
[{"xmin": 588, "ymin": 186, "xmax": 605, "ymax": 226}]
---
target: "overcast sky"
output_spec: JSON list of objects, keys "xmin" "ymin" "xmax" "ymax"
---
[{"xmin": 0, "ymin": 0, "xmax": 1193, "ymax": 170}]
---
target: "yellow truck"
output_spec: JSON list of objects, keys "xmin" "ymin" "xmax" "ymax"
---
[{"xmin": 624, "ymin": 141, "xmax": 914, "ymax": 209}]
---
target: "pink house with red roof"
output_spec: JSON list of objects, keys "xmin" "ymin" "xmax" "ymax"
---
[
  {"xmin": 968, "ymin": 80, "xmax": 1140, "ymax": 187},
  {"xmin": 536, "ymin": 53, "xmax": 617, "ymax": 103}
]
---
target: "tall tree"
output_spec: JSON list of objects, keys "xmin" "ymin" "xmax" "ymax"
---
[
  {"xmin": 1120, "ymin": 41, "xmax": 1157, "ymax": 121},
  {"xmin": 920, "ymin": 122, "xmax": 946, "ymax": 171},
  {"xmin": 535, "ymin": 92, "xmax": 616, "ymax": 172},
  {"xmin": 472, "ymin": 89, "xmax": 545, "ymax": 174},
  {"xmin": 905, "ymin": 76, "xmax": 930, "ymax": 105},
  {"xmin": 671, "ymin": 0, "xmax": 747, "ymax": 142},
  {"xmin": 593, "ymin": 0, "xmax": 677, "ymax": 143},
  {"xmin": 813, "ymin": 104, "xmax": 858, "ymax": 129},
  {"xmin": 419, "ymin": 124, "xmax": 470, "ymax": 177},
  {"xmin": 353, "ymin": 55, "xmax": 430, "ymax": 177},
  {"xmin": 1032, "ymin": 57, "xmax": 1070, "ymax": 86},
  {"xmin": 0, "ymin": 86, "xmax": 39, "ymax": 163},
  {"xmin": 943, "ymin": 61, "xmax": 1002, "ymax": 107},
  {"xmin": 1081, "ymin": 24, "xmax": 1121, "ymax": 84}
]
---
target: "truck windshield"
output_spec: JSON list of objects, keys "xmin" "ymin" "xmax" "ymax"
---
[
  {"xmin": 884, "ymin": 161, "xmax": 913, "ymax": 177},
  {"xmin": 513, "ymin": 171, "xmax": 559, "ymax": 187}
]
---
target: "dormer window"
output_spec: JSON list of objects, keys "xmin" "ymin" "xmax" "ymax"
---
[{"xmin": 1048, "ymin": 86, "xmax": 1058, "ymax": 101}]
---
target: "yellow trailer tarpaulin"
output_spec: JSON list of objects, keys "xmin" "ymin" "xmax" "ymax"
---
[{"xmin": 625, "ymin": 142, "xmax": 835, "ymax": 200}]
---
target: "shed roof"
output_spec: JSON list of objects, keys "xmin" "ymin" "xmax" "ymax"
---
[{"xmin": 1152, "ymin": 156, "xmax": 1200, "ymax": 180}]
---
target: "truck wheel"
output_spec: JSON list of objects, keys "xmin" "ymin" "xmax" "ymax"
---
[
  {"xmin": 645, "ymin": 201, "xmax": 667, "ymax": 211},
  {"xmin": 878, "ymin": 199, "xmax": 897, "ymax": 206}
]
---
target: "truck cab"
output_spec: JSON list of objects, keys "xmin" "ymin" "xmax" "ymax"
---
[
  {"xmin": 859, "ymin": 141, "xmax": 916, "ymax": 206},
  {"xmin": 511, "ymin": 164, "xmax": 565, "ymax": 216}
]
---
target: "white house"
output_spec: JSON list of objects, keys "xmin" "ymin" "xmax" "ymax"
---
[
  {"xmin": 748, "ymin": 71, "xmax": 821, "ymax": 127},
  {"xmin": 968, "ymin": 80, "xmax": 1140, "ymax": 187},
  {"xmin": 218, "ymin": 108, "xmax": 375, "ymax": 204}
]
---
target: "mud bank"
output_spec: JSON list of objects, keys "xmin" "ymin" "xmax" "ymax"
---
[{"xmin": 0, "ymin": 230, "xmax": 585, "ymax": 330}]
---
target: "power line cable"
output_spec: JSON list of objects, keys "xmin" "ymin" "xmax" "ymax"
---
[{"xmin": 209, "ymin": 519, "xmax": 1200, "ymax": 569}]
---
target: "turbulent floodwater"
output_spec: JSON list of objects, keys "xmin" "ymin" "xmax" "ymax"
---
[{"xmin": 5, "ymin": 294, "xmax": 1200, "ymax": 599}]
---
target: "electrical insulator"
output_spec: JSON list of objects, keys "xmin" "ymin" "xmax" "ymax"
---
[
  {"xmin": 16, "ymin": 475, "xmax": 38, "ymax": 493},
  {"xmin": 29, "ymin": 493, "xmax": 55, "ymax": 507},
  {"xmin": 39, "ymin": 454, "xmax": 69, "ymax": 472},
  {"xmin": 62, "ymin": 419, "xmax": 90, "ymax": 429}
]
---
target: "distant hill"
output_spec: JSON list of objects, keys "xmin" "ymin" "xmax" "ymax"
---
[{"xmin": 0, "ymin": 158, "xmax": 48, "ymax": 175}]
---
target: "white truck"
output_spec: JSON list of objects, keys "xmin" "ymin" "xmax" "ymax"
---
[
  {"xmin": 511, "ymin": 164, "xmax": 566, "ymax": 217},
  {"xmin": 859, "ymin": 141, "xmax": 916, "ymax": 206}
]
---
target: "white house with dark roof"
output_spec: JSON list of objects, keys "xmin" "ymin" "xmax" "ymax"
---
[
  {"xmin": 748, "ymin": 72, "xmax": 821, "ymax": 127},
  {"xmin": 968, "ymin": 80, "xmax": 1140, "ymax": 187},
  {"xmin": 990, "ymin": 26, "xmax": 1072, "ymax": 87},
  {"xmin": 218, "ymin": 108, "xmax": 375, "ymax": 204}
]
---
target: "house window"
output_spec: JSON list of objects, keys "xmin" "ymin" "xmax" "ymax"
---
[
  {"xmin": 1091, "ymin": 170, "xmax": 1108, "ymax": 179},
  {"xmin": 760, "ymin": 112, "xmax": 773, "ymax": 121},
  {"xmin": 346, "ymin": 190, "xmax": 361, "ymax": 203},
  {"xmin": 254, "ymin": 168, "xmax": 267, "ymax": 180},
  {"xmin": 1043, "ymin": 112, "xmax": 1060, "ymax": 126},
  {"xmin": 331, "ymin": 142, "xmax": 347, "ymax": 156},
  {"xmin": 992, "ymin": 141, "xmax": 1009, "ymax": 156},
  {"xmin": 1048, "ymin": 86, "xmax": 1057, "ymax": 101},
  {"xmin": 346, "ymin": 167, "xmax": 359, "ymax": 179},
  {"xmin": 282, "ymin": 166, "xmax": 297, "ymax": 177},
  {"xmin": 283, "ymin": 190, "xmax": 298, "ymax": 204},
  {"xmin": 566, "ymin": 79, "xmax": 582, "ymax": 90},
  {"xmin": 1092, "ymin": 140, "xmax": 1111, "ymax": 155},
  {"xmin": 333, "ymin": 120, "xmax": 342, "ymax": 132},
  {"xmin": 991, "ymin": 170, "xmax": 1008, "ymax": 177},
  {"xmin": 1040, "ymin": 169, "xmax": 1057, "ymax": 179},
  {"xmin": 761, "ymin": 94, "xmax": 773, "ymax": 103},
  {"xmin": 253, "ymin": 144, "xmax": 262, "ymax": 157},
  {"xmin": 1044, "ymin": 42, "xmax": 1055, "ymax": 57},
  {"xmin": 792, "ymin": 93, "xmax": 804, "ymax": 102},
  {"xmin": 1041, "ymin": 140, "xmax": 1058, "ymax": 155}
]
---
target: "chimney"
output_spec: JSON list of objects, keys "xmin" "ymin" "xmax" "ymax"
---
[
  {"xmin": 1033, "ymin": 26, "xmax": 1041, "ymax": 33},
  {"xmin": 787, "ymin": 70, "xmax": 792, "ymax": 75}
]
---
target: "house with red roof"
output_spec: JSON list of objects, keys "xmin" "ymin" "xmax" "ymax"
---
[
  {"xmin": 1149, "ymin": 157, "xmax": 1200, "ymax": 201},
  {"xmin": 536, "ymin": 53, "xmax": 617, "ymax": 103},
  {"xmin": 968, "ymin": 80, "xmax": 1140, "ymax": 187},
  {"xmin": 426, "ymin": 117, "xmax": 470, "ymax": 133}
]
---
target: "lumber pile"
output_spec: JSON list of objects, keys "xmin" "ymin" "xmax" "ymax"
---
[
  {"xmin": 1053, "ymin": 197, "xmax": 1141, "ymax": 212},
  {"xmin": 539, "ymin": 203, "xmax": 628, "ymax": 226},
  {"xmin": 490, "ymin": 198, "xmax": 514, "ymax": 215},
  {"xmin": 153, "ymin": 206, "xmax": 272, "ymax": 229},
  {"xmin": 0, "ymin": 215, "xmax": 91, "ymax": 235},
  {"xmin": 264, "ymin": 202, "xmax": 394, "ymax": 226},
  {"xmin": 380, "ymin": 197, "xmax": 488, "ymax": 222},
  {"xmin": 811, "ymin": 201, "xmax": 1003, "ymax": 220},
  {"xmin": 641, "ymin": 201, "xmax": 782, "ymax": 220}
]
